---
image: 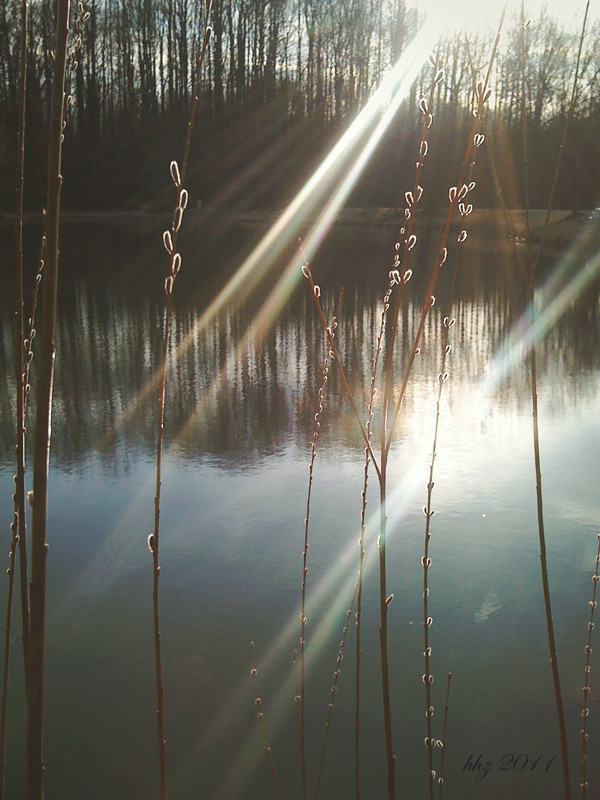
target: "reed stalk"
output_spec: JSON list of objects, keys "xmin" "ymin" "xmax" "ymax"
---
[
  {"xmin": 27, "ymin": 0, "xmax": 71, "ymax": 796},
  {"xmin": 149, "ymin": 8, "xmax": 212, "ymax": 798}
]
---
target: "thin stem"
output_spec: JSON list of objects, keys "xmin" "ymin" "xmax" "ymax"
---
[
  {"xmin": 314, "ymin": 586, "xmax": 357, "ymax": 800},
  {"xmin": 151, "ymin": 286, "xmax": 172, "ymax": 800},
  {"xmin": 377, "ymin": 59, "xmax": 444, "ymax": 800},
  {"xmin": 301, "ymin": 262, "xmax": 380, "ymax": 480},
  {"xmin": 0, "ymin": 523, "xmax": 19, "ymax": 800},
  {"xmin": 300, "ymin": 301, "xmax": 339, "ymax": 800},
  {"xmin": 27, "ymin": 1, "xmax": 71, "ymax": 797},
  {"xmin": 14, "ymin": 0, "xmax": 31, "ymax": 693},
  {"xmin": 378, "ymin": 465, "xmax": 395, "ymax": 800},
  {"xmin": 356, "ymin": 278, "xmax": 395, "ymax": 800},
  {"xmin": 381, "ymin": 51, "xmax": 441, "ymax": 453},
  {"xmin": 1, "ymin": 3, "xmax": 30, "ymax": 796},
  {"xmin": 530, "ymin": 339, "xmax": 571, "ymax": 800},
  {"xmin": 580, "ymin": 535, "xmax": 600, "ymax": 799},
  {"xmin": 519, "ymin": 0, "xmax": 533, "ymax": 263},
  {"xmin": 250, "ymin": 642, "xmax": 285, "ymax": 800},
  {"xmin": 521, "ymin": 8, "xmax": 589, "ymax": 798},
  {"xmin": 422, "ymin": 231, "xmax": 463, "ymax": 799},
  {"xmin": 483, "ymin": 133, "xmax": 528, "ymax": 283},
  {"xmin": 533, "ymin": 0, "xmax": 589, "ymax": 273},
  {"xmin": 487, "ymin": 105, "xmax": 574, "ymax": 800},
  {"xmin": 385, "ymin": 87, "xmax": 495, "ymax": 459},
  {"xmin": 149, "ymin": 9, "xmax": 213, "ymax": 798},
  {"xmin": 437, "ymin": 674, "xmax": 451, "ymax": 800}
]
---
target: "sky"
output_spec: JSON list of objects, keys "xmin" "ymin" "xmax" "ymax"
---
[{"xmin": 418, "ymin": 0, "xmax": 594, "ymax": 34}]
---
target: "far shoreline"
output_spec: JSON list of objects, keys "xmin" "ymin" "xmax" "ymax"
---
[{"xmin": 0, "ymin": 206, "xmax": 595, "ymax": 250}]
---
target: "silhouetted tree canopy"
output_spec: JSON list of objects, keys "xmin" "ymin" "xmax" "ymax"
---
[{"xmin": 1, "ymin": 0, "xmax": 599, "ymax": 210}]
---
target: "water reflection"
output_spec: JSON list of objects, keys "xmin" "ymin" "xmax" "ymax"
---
[
  {"xmin": 1, "ymin": 276, "xmax": 599, "ymax": 471},
  {"xmin": 1, "ymin": 225, "xmax": 600, "ymax": 800}
]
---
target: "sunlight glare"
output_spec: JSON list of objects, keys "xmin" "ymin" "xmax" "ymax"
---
[{"xmin": 420, "ymin": 0, "xmax": 584, "ymax": 34}]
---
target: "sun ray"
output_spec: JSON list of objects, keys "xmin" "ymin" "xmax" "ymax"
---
[{"xmin": 478, "ymin": 219, "xmax": 600, "ymax": 400}]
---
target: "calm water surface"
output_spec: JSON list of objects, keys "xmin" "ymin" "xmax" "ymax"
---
[{"xmin": 1, "ymin": 219, "xmax": 600, "ymax": 800}]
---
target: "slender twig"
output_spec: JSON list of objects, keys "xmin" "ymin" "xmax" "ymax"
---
[
  {"xmin": 14, "ymin": 0, "xmax": 31, "ymax": 691},
  {"xmin": 381, "ymin": 49, "xmax": 442, "ymax": 454},
  {"xmin": 27, "ymin": 1, "xmax": 71, "ymax": 796},
  {"xmin": 314, "ymin": 585, "xmax": 358, "ymax": 800},
  {"xmin": 533, "ymin": 1, "xmax": 590, "ymax": 273},
  {"xmin": 483, "ymin": 134, "xmax": 528, "ymax": 283},
  {"xmin": 356, "ymin": 276, "xmax": 396, "ymax": 800},
  {"xmin": 0, "ymin": 518, "xmax": 19, "ymax": 800},
  {"xmin": 421, "ymin": 242, "xmax": 462, "ymax": 800},
  {"xmin": 524, "ymin": 8, "xmax": 589, "ymax": 799},
  {"xmin": 1, "ymin": 3, "xmax": 30, "ymax": 796},
  {"xmin": 519, "ymin": 0, "xmax": 533, "ymax": 264},
  {"xmin": 422, "ymin": 145, "xmax": 476, "ymax": 795},
  {"xmin": 250, "ymin": 642, "xmax": 285, "ymax": 800},
  {"xmin": 381, "ymin": 44, "xmax": 495, "ymax": 795},
  {"xmin": 370, "ymin": 63, "xmax": 440, "ymax": 796},
  {"xmin": 375, "ymin": 55, "xmax": 445, "ymax": 800},
  {"xmin": 300, "ymin": 261, "xmax": 380, "ymax": 480},
  {"xmin": 385, "ymin": 10, "xmax": 507, "ymax": 457},
  {"xmin": 580, "ymin": 535, "xmax": 600, "ymax": 799},
  {"xmin": 485, "ymin": 5, "xmax": 590, "ymax": 798},
  {"xmin": 437, "ymin": 673, "xmax": 451, "ymax": 800},
  {"xmin": 299, "ymin": 289, "xmax": 340, "ymax": 800},
  {"xmin": 486, "ymin": 130, "xmax": 573, "ymax": 800},
  {"xmin": 530, "ymin": 341, "xmax": 571, "ymax": 800},
  {"xmin": 302, "ymin": 16, "xmax": 504, "ymax": 800},
  {"xmin": 149, "ymin": 9, "xmax": 213, "ymax": 799},
  {"xmin": 294, "ymin": 650, "xmax": 302, "ymax": 761},
  {"xmin": 419, "ymin": 48, "xmax": 483, "ymax": 797}
]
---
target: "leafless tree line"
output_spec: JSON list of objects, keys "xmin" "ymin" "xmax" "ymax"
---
[{"xmin": 0, "ymin": 1, "xmax": 599, "ymax": 208}]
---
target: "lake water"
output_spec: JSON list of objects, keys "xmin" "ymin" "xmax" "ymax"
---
[{"xmin": 1, "ymin": 216, "xmax": 600, "ymax": 800}]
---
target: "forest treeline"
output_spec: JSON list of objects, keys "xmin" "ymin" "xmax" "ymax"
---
[{"xmin": 1, "ymin": 0, "xmax": 599, "ymax": 211}]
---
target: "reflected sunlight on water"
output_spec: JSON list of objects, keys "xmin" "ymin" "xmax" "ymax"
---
[{"xmin": 0, "ymin": 224, "xmax": 599, "ymax": 800}]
